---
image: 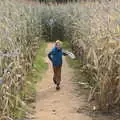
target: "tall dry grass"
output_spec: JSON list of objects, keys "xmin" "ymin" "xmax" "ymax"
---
[
  {"xmin": 62, "ymin": 1, "xmax": 120, "ymax": 111},
  {"xmin": 0, "ymin": 0, "xmax": 45, "ymax": 119}
]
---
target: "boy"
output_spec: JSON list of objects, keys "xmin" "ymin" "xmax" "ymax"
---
[{"xmin": 48, "ymin": 40, "xmax": 68, "ymax": 90}]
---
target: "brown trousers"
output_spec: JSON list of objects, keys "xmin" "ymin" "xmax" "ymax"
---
[{"xmin": 53, "ymin": 65, "xmax": 62, "ymax": 85}]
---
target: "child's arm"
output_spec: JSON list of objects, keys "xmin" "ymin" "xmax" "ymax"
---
[
  {"xmin": 63, "ymin": 52, "xmax": 68, "ymax": 56},
  {"xmin": 62, "ymin": 49, "xmax": 68, "ymax": 56},
  {"xmin": 48, "ymin": 50, "xmax": 53, "ymax": 61},
  {"xmin": 62, "ymin": 49, "xmax": 76, "ymax": 59}
]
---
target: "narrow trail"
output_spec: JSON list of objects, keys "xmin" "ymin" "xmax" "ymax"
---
[{"xmin": 32, "ymin": 43, "xmax": 92, "ymax": 120}]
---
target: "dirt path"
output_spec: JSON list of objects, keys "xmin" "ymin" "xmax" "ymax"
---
[{"xmin": 31, "ymin": 43, "xmax": 92, "ymax": 120}]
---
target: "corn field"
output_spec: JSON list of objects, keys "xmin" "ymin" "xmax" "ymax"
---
[
  {"xmin": 62, "ymin": 1, "xmax": 120, "ymax": 111},
  {"xmin": 65, "ymin": 1, "xmax": 120, "ymax": 111},
  {"xmin": 0, "ymin": 0, "xmax": 120, "ymax": 119},
  {"xmin": 0, "ymin": 0, "xmax": 45, "ymax": 119}
]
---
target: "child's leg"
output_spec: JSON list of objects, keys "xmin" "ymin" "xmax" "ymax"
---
[
  {"xmin": 53, "ymin": 66, "xmax": 57, "ymax": 84},
  {"xmin": 56, "ymin": 66, "xmax": 62, "ymax": 86}
]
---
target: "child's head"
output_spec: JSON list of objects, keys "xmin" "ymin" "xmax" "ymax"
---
[{"xmin": 55, "ymin": 40, "xmax": 62, "ymax": 49}]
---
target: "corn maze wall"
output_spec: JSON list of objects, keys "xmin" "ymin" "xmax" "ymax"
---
[
  {"xmin": 0, "ymin": 0, "xmax": 45, "ymax": 119},
  {"xmin": 0, "ymin": 0, "xmax": 120, "ymax": 119}
]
